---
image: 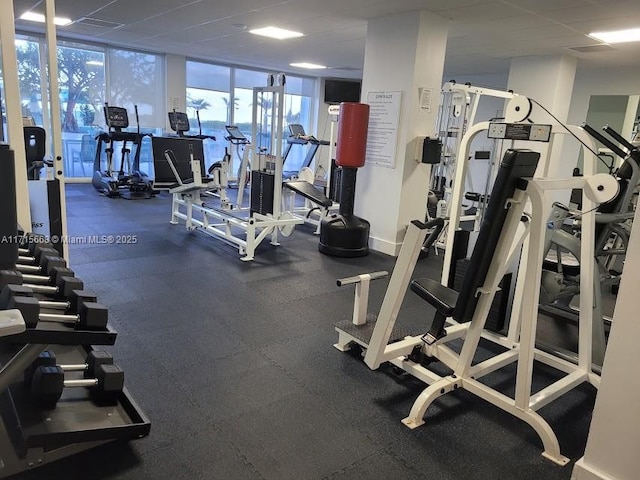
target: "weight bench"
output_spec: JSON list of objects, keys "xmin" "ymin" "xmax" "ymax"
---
[
  {"xmin": 284, "ymin": 180, "xmax": 332, "ymax": 208},
  {"xmin": 412, "ymin": 150, "xmax": 540, "ymax": 343}
]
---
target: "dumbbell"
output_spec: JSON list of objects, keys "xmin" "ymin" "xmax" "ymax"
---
[
  {"xmin": 17, "ymin": 244, "xmax": 58, "ymax": 265},
  {"xmin": 15, "ymin": 250, "xmax": 66, "ymax": 275},
  {"xmin": 1, "ymin": 284, "xmax": 97, "ymax": 314},
  {"xmin": 18, "ymin": 236, "xmax": 54, "ymax": 254},
  {"xmin": 30, "ymin": 356, "xmax": 124, "ymax": 408},
  {"xmin": 5, "ymin": 295, "xmax": 108, "ymax": 330},
  {"xmin": 0, "ymin": 269, "xmax": 82, "ymax": 298},
  {"xmin": 24, "ymin": 349, "xmax": 114, "ymax": 384}
]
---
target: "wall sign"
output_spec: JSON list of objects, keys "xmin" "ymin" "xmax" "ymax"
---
[{"xmin": 365, "ymin": 91, "xmax": 402, "ymax": 168}]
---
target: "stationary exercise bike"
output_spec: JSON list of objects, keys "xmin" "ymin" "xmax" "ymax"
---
[{"xmin": 92, "ymin": 104, "xmax": 154, "ymax": 199}]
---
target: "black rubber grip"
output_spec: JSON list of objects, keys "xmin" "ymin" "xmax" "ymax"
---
[
  {"xmin": 602, "ymin": 125, "xmax": 635, "ymax": 152},
  {"xmin": 581, "ymin": 123, "xmax": 628, "ymax": 158}
]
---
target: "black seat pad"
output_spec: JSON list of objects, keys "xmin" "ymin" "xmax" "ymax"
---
[{"xmin": 410, "ymin": 278, "xmax": 458, "ymax": 317}]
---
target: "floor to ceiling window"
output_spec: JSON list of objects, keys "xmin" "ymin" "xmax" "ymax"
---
[
  {"xmin": 56, "ymin": 41, "xmax": 106, "ymax": 178},
  {"xmin": 186, "ymin": 61, "xmax": 230, "ymax": 169},
  {"xmin": 188, "ymin": 63, "xmax": 317, "ymax": 176},
  {"xmin": 109, "ymin": 48, "xmax": 165, "ymax": 177},
  {"xmin": 7, "ymin": 35, "xmax": 165, "ymax": 180}
]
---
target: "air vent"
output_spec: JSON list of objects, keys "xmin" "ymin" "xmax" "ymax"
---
[
  {"xmin": 76, "ymin": 17, "xmax": 124, "ymax": 29},
  {"xmin": 567, "ymin": 44, "xmax": 616, "ymax": 53}
]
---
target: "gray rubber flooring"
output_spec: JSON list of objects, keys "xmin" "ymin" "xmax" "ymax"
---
[{"xmin": 12, "ymin": 184, "xmax": 596, "ymax": 480}]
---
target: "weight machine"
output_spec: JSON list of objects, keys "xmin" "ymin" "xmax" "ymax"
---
[
  {"xmin": 160, "ymin": 74, "xmax": 303, "ymax": 261},
  {"xmin": 431, "ymin": 81, "xmax": 517, "ymax": 222},
  {"xmin": 440, "ymin": 95, "xmax": 618, "ymax": 366},
  {"xmin": 334, "ymin": 146, "xmax": 618, "ymax": 465}
]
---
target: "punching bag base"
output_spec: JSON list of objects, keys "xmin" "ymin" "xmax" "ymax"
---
[{"xmin": 319, "ymin": 215, "xmax": 370, "ymax": 258}]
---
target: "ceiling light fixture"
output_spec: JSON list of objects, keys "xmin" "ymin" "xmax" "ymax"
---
[
  {"xmin": 85, "ymin": 60, "xmax": 104, "ymax": 66},
  {"xmin": 249, "ymin": 26, "xmax": 304, "ymax": 40},
  {"xmin": 290, "ymin": 62, "xmax": 327, "ymax": 69},
  {"xmin": 588, "ymin": 28, "xmax": 640, "ymax": 44},
  {"xmin": 20, "ymin": 11, "xmax": 72, "ymax": 26}
]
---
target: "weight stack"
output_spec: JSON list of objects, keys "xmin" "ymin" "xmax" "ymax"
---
[
  {"xmin": 250, "ymin": 171, "xmax": 274, "ymax": 216},
  {"xmin": 453, "ymin": 258, "xmax": 512, "ymax": 332}
]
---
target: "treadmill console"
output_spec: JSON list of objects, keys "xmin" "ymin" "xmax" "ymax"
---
[{"xmin": 288, "ymin": 124, "xmax": 306, "ymax": 137}]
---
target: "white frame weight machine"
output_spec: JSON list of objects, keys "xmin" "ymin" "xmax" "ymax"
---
[
  {"xmin": 168, "ymin": 74, "xmax": 303, "ymax": 261},
  {"xmin": 334, "ymin": 165, "xmax": 617, "ymax": 465}
]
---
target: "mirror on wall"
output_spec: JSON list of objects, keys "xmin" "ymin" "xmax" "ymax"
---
[{"xmin": 582, "ymin": 94, "xmax": 640, "ymax": 173}]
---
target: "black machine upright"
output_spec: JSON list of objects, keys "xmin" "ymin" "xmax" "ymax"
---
[{"xmin": 92, "ymin": 104, "xmax": 154, "ymax": 199}]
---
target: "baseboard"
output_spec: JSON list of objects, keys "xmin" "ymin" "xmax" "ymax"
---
[
  {"xmin": 369, "ymin": 236, "xmax": 401, "ymax": 256},
  {"xmin": 571, "ymin": 458, "xmax": 616, "ymax": 480}
]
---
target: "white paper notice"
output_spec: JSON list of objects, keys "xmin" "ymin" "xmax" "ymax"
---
[
  {"xmin": 419, "ymin": 87, "xmax": 433, "ymax": 114},
  {"xmin": 365, "ymin": 91, "xmax": 402, "ymax": 168}
]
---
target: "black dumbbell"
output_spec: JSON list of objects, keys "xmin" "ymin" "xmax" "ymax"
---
[
  {"xmin": 6, "ymin": 295, "xmax": 108, "ymax": 330},
  {"xmin": 15, "ymin": 251, "xmax": 66, "ymax": 275},
  {"xmin": 19, "ymin": 237, "xmax": 54, "ymax": 255},
  {"xmin": 17, "ymin": 245, "xmax": 59, "ymax": 265},
  {"xmin": 31, "ymin": 362, "xmax": 124, "ymax": 408},
  {"xmin": 0, "ymin": 269, "xmax": 82, "ymax": 298},
  {"xmin": 1, "ymin": 284, "xmax": 97, "ymax": 314},
  {"xmin": 24, "ymin": 350, "xmax": 114, "ymax": 384}
]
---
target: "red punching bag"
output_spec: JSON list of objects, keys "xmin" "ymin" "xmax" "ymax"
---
[
  {"xmin": 319, "ymin": 102, "xmax": 370, "ymax": 258},
  {"xmin": 336, "ymin": 103, "xmax": 369, "ymax": 168}
]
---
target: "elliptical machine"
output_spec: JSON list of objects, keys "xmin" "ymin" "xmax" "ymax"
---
[{"xmin": 92, "ymin": 103, "xmax": 154, "ymax": 199}]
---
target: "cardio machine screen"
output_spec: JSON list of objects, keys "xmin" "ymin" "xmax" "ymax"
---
[
  {"xmin": 168, "ymin": 111, "xmax": 190, "ymax": 133},
  {"xmin": 225, "ymin": 125, "xmax": 248, "ymax": 142},
  {"xmin": 106, "ymin": 106, "xmax": 129, "ymax": 128}
]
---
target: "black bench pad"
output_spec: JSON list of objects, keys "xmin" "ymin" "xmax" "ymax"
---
[
  {"xmin": 410, "ymin": 278, "xmax": 459, "ymax": 317},
  {"xmin": 284, "ymin": 180, "xmax": 332, "ymax": 208}
]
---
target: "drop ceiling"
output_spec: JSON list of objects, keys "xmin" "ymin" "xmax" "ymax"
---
[{"xmin": 12, "ymin": 0, "xmax": 640, "ymax": 79}]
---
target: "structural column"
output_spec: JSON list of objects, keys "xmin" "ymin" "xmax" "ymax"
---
[
  {"xmin": 572, "ymin": 206, "xmax": 640, "ymax": 480},
  {"xmin": 355, "ymin": 11, "xmax": 448, "ymax": 256},
  {"xmin": 507, "ymin": 55, "xmax": 577, "ymax": 178},
  {"xmin": 0, "ymin": 0, "xmax": 32, "ymax": 231},
  {"xmin": 165, "ymin": 54, "xmax": 187, "ymax": 131}
]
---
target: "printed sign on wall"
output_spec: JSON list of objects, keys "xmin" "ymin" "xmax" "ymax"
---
[{"xmin": 365, "ymin": 91, "xmax": 402, "ymax": 168}]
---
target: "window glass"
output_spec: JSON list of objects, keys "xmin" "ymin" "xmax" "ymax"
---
[
  {"xmin": 185, "ymin": 61, "xmax": 232, "ymax": 169},
  {"xmin": 57, "ymin": 42, "xmax": 106, "ymax": 177},
  {"xmin": 108, "ymin": 48, "xmax": 165, "ymax": 176}
]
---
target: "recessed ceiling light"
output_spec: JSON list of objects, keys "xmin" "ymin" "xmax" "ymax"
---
[
  {"xmin": 20, "ymin": 11, "xmax": 72, "ymax": 26},
  {"xmin": 290, "ymin": 62, "xmax": 327, "ymax": 69},
  {"xmin": 249, "ymin": 26, "xmax": 304, "ymax": 40},
  {"xmin": 588, "ymin": 28, "xmax": 640, "ymax": 44}
]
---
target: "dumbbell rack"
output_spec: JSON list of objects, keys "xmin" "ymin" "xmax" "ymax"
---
[{"xmin": 0, "ymin": 313, "xmax": 150, "ymax": 477}]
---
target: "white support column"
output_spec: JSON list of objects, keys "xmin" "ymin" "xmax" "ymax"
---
[
  {"xmin": 165, "ymin": 54, "xmax": 187, "ymax": 131},
  {"xmin": 0, "ymin": 0, "xmax": 32, "ymax": 231},
  {"xmin": 508, "ymin": 55, "xmax": 577, "ymax": 179},
  {"xmin": 572, "ymin": 205, "xmax": 640, "ymax": 480},
  {"xmin": 45, "ymin": 0, "xmax": 69, "ymax": 260},
  {"xmin": 356, "ymin": 11, "xmax": 448, "ymax": 256}
]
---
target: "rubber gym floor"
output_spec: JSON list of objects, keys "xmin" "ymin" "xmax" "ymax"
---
[{"xmin": 12, "ymin": 185, "xmax": 596, "ymax": 480}]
